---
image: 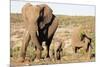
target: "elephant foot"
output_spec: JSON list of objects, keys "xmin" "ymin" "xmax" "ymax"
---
[
  {"xmin": 25, "ymin": 57, "xmax": 31, "ymax": 62},
  {"xmin": 17, "ymin": 57, "xmax": 25, "ymax": 62},
  {"xmin": 34, "ymin": 58, "xmax": 40, "ymax": 63},
  {"xmin": 24, "ymin": 59, "xmax": 31, "ymax": 66},
  {"xmin": 44, "ymin": 57, "xmax": 51, "ymax": 61}
]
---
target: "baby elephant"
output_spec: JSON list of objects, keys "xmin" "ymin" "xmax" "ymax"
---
[
  {"xmin": 50, "ymin": 39, "xmax": 62, "ymax": 60},
  {"xmin": 71, "ymin": 27, "xmax": 93, "ymax": 53},
  {"xmin": 72, "ymin": 33, "xmax": 92, "ymax": 53},
  {"xmin": 80, "ymin": 33, "xmax": 93, "ymax": 52}
]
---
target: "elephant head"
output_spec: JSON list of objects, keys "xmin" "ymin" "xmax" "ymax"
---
[{"xmin": 37, "ymin": 4, "xmax": 53, "ymax": 30}]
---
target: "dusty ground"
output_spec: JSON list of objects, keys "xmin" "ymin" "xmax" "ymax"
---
[{"xmin": 10, "ymin": 14, "xmax": 95, "ymax": 66}]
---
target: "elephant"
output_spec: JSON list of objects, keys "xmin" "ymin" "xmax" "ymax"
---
[
  {"xmin": 50, "ymin": 39, "xmax": 63, "ymax": 60},
  {"xmin": 71, "ymin": 26, "xmax": 93, "ymax": 53},
  {"xmin": 19, "ymin": 3, "xmax": 58, "ymax": 62}
]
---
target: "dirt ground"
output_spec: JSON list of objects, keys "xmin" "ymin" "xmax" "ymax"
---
[{"xmin": 10, "ymin": 14, "xmax": 95, "ymax": 66}]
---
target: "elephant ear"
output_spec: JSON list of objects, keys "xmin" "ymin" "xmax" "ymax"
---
[
  {"xmin": 43, "ymin": 4, "xmax": 53, "ymax": 24},
  {"xmin": 38, "ymin": 4, "xmax": 53, "ymax": 29},
  {"xmin": 37, "ymin": 7, "xmax": 45, "ymax": 29}
]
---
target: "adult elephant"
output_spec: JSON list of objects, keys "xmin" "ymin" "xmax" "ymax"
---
[{"xmin": 19, "ymin": 3, "xmax": 58, "ymax": 62}]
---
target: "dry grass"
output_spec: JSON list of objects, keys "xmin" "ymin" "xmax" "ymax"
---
[{"xmin": 10, "ymin": 13, "xmax": 95, "ymax": 66}]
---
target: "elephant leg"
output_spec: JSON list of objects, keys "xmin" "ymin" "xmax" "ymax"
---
[
  {"xmin": 46, "ymin": 37, "xmax": 53, "ymax": 58},
  {"xmin": 35, "ymin": 39, "xmax": 43, "ymax": 60},
  {"xmin": 33, "ymin": 46, "xmax": 42, "ymax": 62},
  {"xmin": 20, "ymin": 31, "xmax": 30, "ymax": 62},
  {"xmin": 30, "ymin": 32, "xmax": 43, "ymax": 60},
  {"xmin": 56, "ymin": 50, "xmax": 60, "ymax": 60},
  {"xmin": 36, "ymin": 48, "xmax": 42, "ymax": 59},
  {"xmin": 75, "ymin": 47, "xmax": 78, "ymax": 53},
  {"xmin": 55, "ymin": 48, "xmax": 61, "ymax": 60},
  {"xmin": 45, "ymin": 43, "xmax": 50, "ymax": 58},
  {"xmin": 50, "ymin": 48, "xmax": 55, "ymax": 59},
  {"xmin": 86, "ymin": 43, "xmax": 90, "ymax": 52}
]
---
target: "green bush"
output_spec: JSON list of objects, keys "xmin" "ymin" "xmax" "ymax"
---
[
  {"xmin": 26, "ymin": 44, "xmax": 35, "ymax": 61},
  {"xmin": 11, "ymin": 46, "xmax": 20, "ymax": 59}
]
